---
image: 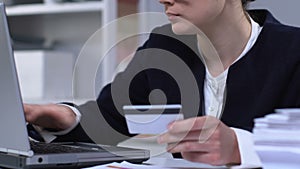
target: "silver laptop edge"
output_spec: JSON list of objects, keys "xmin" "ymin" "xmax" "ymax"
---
[
  {"xmin": 0, "ymin": 2, "xmax": 33, "ymax": 157},
  {"xmin": 0, "ymin": 2, "xmax": 149, "ymax": 168}
]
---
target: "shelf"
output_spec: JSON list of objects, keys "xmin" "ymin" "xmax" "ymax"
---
[
  {"xmin": 7, "ymin": 0, "xmax": 117, "ymax": 100},
  {"xmin": 14, "ymin": 50, "xmax": 74, "ymax": 102},
  {"xmin": 6, "ymin": 1, "xmax": 105, "ymax": 16}
]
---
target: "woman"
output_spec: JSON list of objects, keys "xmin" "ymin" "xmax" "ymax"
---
[{"xmin": 24, "ymin": 0, "xmax": 300, "ymax": 167}]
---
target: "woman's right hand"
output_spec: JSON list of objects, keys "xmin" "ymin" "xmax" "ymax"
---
[{"xmin": 23, "ymin": 104, "xmax": 76, "ymax": 131}]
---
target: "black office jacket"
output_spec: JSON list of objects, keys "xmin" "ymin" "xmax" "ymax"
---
[{"xmin": 55, "ymin": 10, "xmax": 300, "ymax": 142}]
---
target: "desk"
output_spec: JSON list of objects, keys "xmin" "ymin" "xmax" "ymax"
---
[
  {"xmin": 114, "ymin": 135, "xmax": 227, "ymax": 169},
  {"xmin": 255, "ymin": 145, "xmax": 300, "ymax": 169},
  {"xmin": 83, "ymin": 158, "xmax": 226, "ymax": 169},
  {"xmin": 1, "ymin": 139, "xmax": 299, "ymax": 169},
  {"xmin": 0, "ymin": 153, "xmax": 297, "ymax": 169},
  {"xmin": 145, "ymin": 157, "xmax": 227, "ymax": 169},
  {"xmin": 116, "ymin": 136, "xmax": 300, "ymax": 169}
]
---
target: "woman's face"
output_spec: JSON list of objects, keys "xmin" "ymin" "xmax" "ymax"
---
[{"xmin": 159, "ymin": 0, "xmax": 227, "ymax": 34}]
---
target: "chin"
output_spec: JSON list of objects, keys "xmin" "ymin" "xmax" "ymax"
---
[{"xmin": 171, "ymin": 21, "xmax": 198, "ymax": 35}]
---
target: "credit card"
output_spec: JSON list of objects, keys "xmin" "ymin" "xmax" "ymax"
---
[{"xmin": 123, "ymin": 104, "xmax": 183, "ymax": 134}]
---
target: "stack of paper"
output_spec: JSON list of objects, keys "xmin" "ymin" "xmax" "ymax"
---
[
  {"xmin": 253, "ymin": 108, "xmax": 300, "ymax": 168},
  {"xmin": 253, "ymin": 108, "xmax": 300, "ymax": 146}
]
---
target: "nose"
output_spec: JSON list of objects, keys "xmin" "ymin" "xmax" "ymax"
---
[{"xmin": 159, "ymin": 0, "xmax": 175, "ymax": 6}]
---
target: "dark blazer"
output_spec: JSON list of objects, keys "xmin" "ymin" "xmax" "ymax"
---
[{"xmin": 55, "ymin": 10, "xmax": 300, "ymax": 143}]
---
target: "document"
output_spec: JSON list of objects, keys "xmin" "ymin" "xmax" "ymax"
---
[
  {"xmin": 115, "ymin": 135, "xmax": 226, "ymax": 169},
  {"xmin": 253, "ymin": 108, "xmax": 300, "ymax": 145},
  {"xmin": 83, "ymin": 160, "xmax": 225, "ymax": 169},
  {"xmin": 117, "ymin": 134, "xmax": 171, "ymax": 157},
  {"xmin": 253, "ymin": 108, "xmax": 300, "ymax": 169},
  {"xmin": 83, "ymin": 161, "xmax": 172, "ymax": 169}
]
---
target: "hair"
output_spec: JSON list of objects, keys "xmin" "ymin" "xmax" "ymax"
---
[{"xmin": 241, "ymin": 0, "xmax": 255, "ymax": 8}]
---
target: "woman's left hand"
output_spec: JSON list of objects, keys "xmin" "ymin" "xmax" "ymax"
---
[{"xmin": 157, "ymin": 116, "xmax": 241, "ymax": 166}]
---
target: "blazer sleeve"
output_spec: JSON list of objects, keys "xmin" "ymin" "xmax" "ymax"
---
[{"xmin": 53, "ymin": 24, "xmax": 198, "ymax": 143}]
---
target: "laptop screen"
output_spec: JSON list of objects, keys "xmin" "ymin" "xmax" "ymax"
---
[{"xmin": 0, "ymin": 2, "xmax": 32, "ymax": 156}]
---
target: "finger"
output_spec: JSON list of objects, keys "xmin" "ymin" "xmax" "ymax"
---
[
  {"xmin": 158, "ymin": 126, "xmax": 220, "ymax": 144},
  {"xmin": 23, "ymin": 104, "xmax": 36, "ymax": 122},
  {"xmin": 158, "ymin": 130, "xmax": 202, "ymax": 144},
  {"xmin": 181, "ymin": 152, "xmax": 223, "ymax": 166},
  {"xmin": 166, "ymin": 140, "xmax": 216, "ymax": 153},
  {"xmin": 23, "ymin": 104, "xmax": 29, "ymax": 113},
  {"xmin": 168, "ymin": 116, "xmax": 220, "ymax": 133}
]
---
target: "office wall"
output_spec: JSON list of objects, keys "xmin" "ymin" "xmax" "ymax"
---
[{"xmin": 249, "ymin": 0, "xmax": 300, "ymax": 27}]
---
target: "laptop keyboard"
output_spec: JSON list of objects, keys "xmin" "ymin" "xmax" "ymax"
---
[{"xmin": 30, "ymin": 141, "xmax": 102, "ymax": 154}]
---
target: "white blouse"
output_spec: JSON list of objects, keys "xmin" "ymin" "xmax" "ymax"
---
[{"xmin": 201, "ymin": 17, "xmax": 263, "ymax": 119}]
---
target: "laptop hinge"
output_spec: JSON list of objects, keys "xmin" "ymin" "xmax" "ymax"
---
[{"xmin": 0, "ymin": 147, "xmax": 33, "ymax": 157}]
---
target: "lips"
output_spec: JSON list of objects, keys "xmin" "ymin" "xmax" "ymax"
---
[{"xmin": 166, "ymin": 11, "xmax": 181, "ymax": 22}]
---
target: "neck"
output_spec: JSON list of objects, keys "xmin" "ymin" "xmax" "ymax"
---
[{"xmin": 197, "ymin": 5, "xmax": 252, "ymax": 77}]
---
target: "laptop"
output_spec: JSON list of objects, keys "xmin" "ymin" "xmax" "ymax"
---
[{"xmin": 0, "ymin": 2, "xmax": 149, "ymax": 169}]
